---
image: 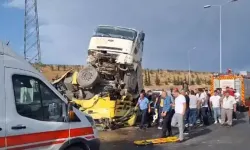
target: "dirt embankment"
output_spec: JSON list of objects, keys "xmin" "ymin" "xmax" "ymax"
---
[{"xmin": 37, "ymin": 64, "xmax": 212, "ymax": 89}]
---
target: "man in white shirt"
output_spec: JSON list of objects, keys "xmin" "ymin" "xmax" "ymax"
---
[
  {"xmin": 221, "ymin": 90, "xmax": 237, "ymax": 126},
  {"xmin": 195, "ymin": 89, "xmax": 202, "ymax": 124},
  {"xmin": 171, "ymin": 88, "xmax": 186, "ymax": 142},
  {"xmin": 189, "ymin": 90, "xmax": 199, "ymax": 126},
  {"xmin": 210, "ymin": 90, "xmax": 221, "ymax": 124},
  {"xmin": 234, "ymin": 91, "xmax": 240, "ymax": 102},
  {"xmin": 199, "ymin": 89, "xmax": 209, "ymax": 125}
]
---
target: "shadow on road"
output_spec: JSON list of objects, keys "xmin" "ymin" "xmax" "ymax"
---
[
  {"xmin": 101, "ymin": 140, "xmax": 165, "ymax": 150},
  {"xmin": 100, "ymin": 127, "xmax": 174, "ymax": 150},
  {"xmin": 234, "ymin": 119, "xmax": 246, "ymax": 125},
  {"xmin": 187, "ymin": 127, "xmax": 212, "ymax": 140}
]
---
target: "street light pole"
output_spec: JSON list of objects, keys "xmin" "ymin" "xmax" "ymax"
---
[
  {"xmin": 188, "ymin": 47, "xmax": 196, "ymax": 85},
  {"xmin": 219, "ymin": 5, "xmax": 222, "ymax": 73},
  {"xmin": 204, "ymin": 0, "xmax": 238, "ymax": 73}
]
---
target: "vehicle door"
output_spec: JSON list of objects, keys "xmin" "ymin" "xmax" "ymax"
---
[
  {"xmin": 5, "ymin": 67, "xmax": 70, "ymax": 150},
  {"xmin": 0, "ymin": 52, "xmax": 6, "ymax": 150}
]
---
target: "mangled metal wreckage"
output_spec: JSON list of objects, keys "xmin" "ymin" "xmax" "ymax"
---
[{"xmin": 53, "ymin": 25, "xmax": 145, "ymax": 129}]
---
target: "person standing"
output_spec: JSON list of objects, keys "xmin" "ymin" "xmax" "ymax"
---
[
  {"xmin": 154, "ymin": 91, "xmax": 165, "ymax": 129},
  {"xmin": 171, "ymin": 88, "xmax": 186, "ymax": 142},
  {"xmin": 206, "ymin": 89, "xmax": 212, "ymax": 117},
  {"xmin": 168, "ymin": 88, "xmax": 175, "ymax": 125},
  {"xmin": 220, "ymin": 90, "xmax": 237, "ymax": 126},
  {"xmin": 195, "ymin": 89, "xmax": 202, "ymax": 124},
  {"xmin": 189, "ymin": 90, "xmax": 199, "ymax": 127},
  {"xmin": 199, "ymin": 89, "xmax": 209, "ymax": 126},
  {"xmin": 181, "ymin": 90, "xmax": 190, "ymax": 134},
  {"xmin": 234, "ymin": 89, "xmax": 240, "ymax": 113},
  {"xmin": 160, "ymin": 91, "xmax": 173, "ymax": 137},
  {"xmin": 182, "ymin": 80, "xmax": 189, "ymax": 92},
  {"xmin": 210, "ymin": 90, "xmax": 221, "ymax": 124},
  {"xmin": 136, "ymin": 92, "xmax": 151, "ymax": 130}
]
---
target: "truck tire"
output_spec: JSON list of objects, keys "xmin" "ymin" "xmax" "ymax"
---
[
  {"xmin": 77, "ymin": 66, "xmax": 99, "ymax": 88},
  {"xmin": 124, "ymin": 71, "xmax": 137, "ymax": 92}
]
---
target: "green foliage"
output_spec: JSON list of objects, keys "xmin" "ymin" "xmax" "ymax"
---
[
  {"xmin": 195, "ymin": 76, "xmax": 201, "ymax": 85},
  {"xmin": 63, "ymin": 65, "xmax": 66, "ymax": 71},
  {"xmin": 190, "ymin": 80, "xmax": 195, "ymax": 85},
  {"xmin": 155, "ymin": 73, "xmax": 161, "ymax": 85},
  {"xmin": 173, "ymin": 76, "xmax": 182, "ymax": 85},
  {"xmin": 206, "ymin": 79, "xmax": 211, "ymax": 85},
  {"xmin": 164, "ymin": 79, "xmax": 169, "ymax": 85},
  {"xmin": 147, "ymin": 69, "xmax": 151, "ymax": 85},
  {"xmin": 144, "ymin": 70, "xmax": 150, "ymax": 86},
  {"xmin": 167, "ymin": 77, "xmax": 172, "ymax": 83}
]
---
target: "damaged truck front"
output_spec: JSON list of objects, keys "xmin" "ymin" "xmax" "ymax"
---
[{"xmin": 53, "ymin": 25, "xmax": 145, "ymax": 130}]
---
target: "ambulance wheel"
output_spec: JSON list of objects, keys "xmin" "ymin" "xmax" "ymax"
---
[{"xmin": 66, "ymin": 145, "xmax": 86, "ymax": 150}]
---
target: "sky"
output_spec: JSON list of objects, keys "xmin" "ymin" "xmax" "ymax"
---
[{"xmin": 0, "ymin": 0, "xmax": 250, "ymax": 72}]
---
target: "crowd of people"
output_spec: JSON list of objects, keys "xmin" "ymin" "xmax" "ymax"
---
[{"xmin": 135, "ymin": 85, "xmax": 240, "ymax": 142}]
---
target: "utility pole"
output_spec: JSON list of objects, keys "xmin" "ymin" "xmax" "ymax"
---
[
  {"xmin": 204, "ymin": 0, "xmax": 238, "ymax": 73},
  {"xmin": 24, "ymin": 0, "xmax": 41, "ymax": 64},
  {"xmin": 188, "ymin": 47, "xmax": 196, "ymax": 85}
]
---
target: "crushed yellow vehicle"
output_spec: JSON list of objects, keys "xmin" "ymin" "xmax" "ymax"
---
[{"xmin": 52, "ymin": 70, "xmax": 139, "ymax": 130}]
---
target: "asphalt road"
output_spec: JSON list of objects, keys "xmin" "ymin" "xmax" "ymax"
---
[{"xmin": 100, "ymin": 113, "xmax": 250, "ymax": 150}]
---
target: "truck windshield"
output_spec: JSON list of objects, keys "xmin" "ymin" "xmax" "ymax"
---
[{"xmin": 93, "ymin": 26, "xmax": 137, "ymax": 41}]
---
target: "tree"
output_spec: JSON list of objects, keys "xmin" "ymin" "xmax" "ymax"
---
[
  {"xmin": 164, "ymin": 79, "xmax": 169, "ymax": 85},
  {"xmin": 173, "ymin": 76, "xmax": 177, "ymax": 85},
  {"xmin": 206, "ymin": 79, "xmax": 211, "ymax": 85},
  {"xmin": 155, "ymin": 73, "xmax": 161, "ymax": 85},
  {"xmin": 190, "ymin": 80, "xmax": 195, "ymax": 85},
  {"xmin": 195, "ymin": 76, "xmax": 201, "ymax": 85},
  {"xmin": 147, "ymin": 69, "xmax": 151, "ymax": 85},
  {"xmin": 167, "ymin": 77, "xmax": 172, "ymax": 83},
  {"xmin": 57, "ymin": 65, "xmax": 60, "ymax": 71},
  {"xmin": 144, "ymin": 70, "xmax": 150, "ymax": 86},
  {"xmin": 63, "ymin": 65, "xmax": 66, "ymax": 71},
  {"xmin": 176, "ymin": 76, "xmax": 181, "ymax": 85},
  {"xmin": 50, "ymin": 65, "xmax": 54, "ymax": 71},
  {"xmin": 184, "ymin": 76, "xmax": 187, "ymax": 82}
]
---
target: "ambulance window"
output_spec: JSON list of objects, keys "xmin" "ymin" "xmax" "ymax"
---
[
  {"xmin": 13, "ymin": 75, "xmax": 43, "ymax": 121},
  {"xmin": 12, "ymin": 75, "xmax": 64, "ymax": 122},
  {"xmin": 39, "ymin": 82, "xmax": 64, "ymax": 122}
]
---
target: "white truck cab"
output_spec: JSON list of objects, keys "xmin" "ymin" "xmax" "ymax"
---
[
  {"xmin": 87, "ymin": 25, "xmax": 145, "ymax": 67},
  {"xmin": 86, "ymin": 25, "xmax": 145, "ymax": 97},
  {"xmin": 0, "ymin": 41, "xmax": 100, "ymax": 150}
]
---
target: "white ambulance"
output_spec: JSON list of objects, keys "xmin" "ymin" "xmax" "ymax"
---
[{"xmin": 0, "ymin": 41, "xmax": 100, "ymax": 150}]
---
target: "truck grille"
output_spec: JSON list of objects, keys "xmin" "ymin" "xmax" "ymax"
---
[{"xmin": 97, "ymin": 46, "xmax": 122, "ymax": 51}]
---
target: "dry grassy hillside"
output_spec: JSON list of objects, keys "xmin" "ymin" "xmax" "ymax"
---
[{"xmin": 36, "ymin": 64, "xmax": 212, "ymax": 89}]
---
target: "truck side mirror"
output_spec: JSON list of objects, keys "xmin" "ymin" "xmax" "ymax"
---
[{"xmin": 141, "ymin": 33, "xmax": 145, "ymax": 41}]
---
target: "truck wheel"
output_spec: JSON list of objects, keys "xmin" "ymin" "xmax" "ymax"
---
[
  {"xmin": 77, "ymin": 66, "xmax": 99, "ymax": 88},
  {"xmin": 124, "ymin": 71, "xmax": 137, "ymax": 91}
]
